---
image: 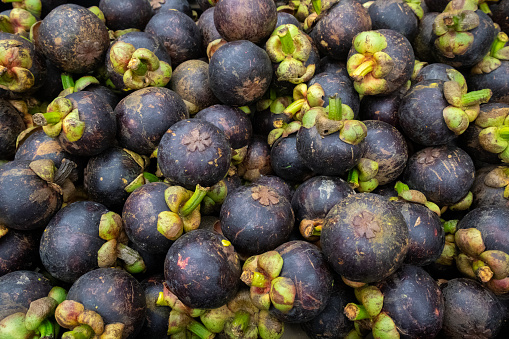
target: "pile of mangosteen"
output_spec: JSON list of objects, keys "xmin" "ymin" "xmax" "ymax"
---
[{"xmin": 2, "ymin": 0, "xmax": 509, "ymax": 338}]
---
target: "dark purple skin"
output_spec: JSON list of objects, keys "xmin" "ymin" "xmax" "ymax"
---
[
  {"xmin": 35, "ymin": 4, "xmax": 110, "ymax": 74},
  {"xmin": 152, "ymin": 0, "xmax": 192, "ymax": 17},
  {"xmin": 208, "ymin": 40, "xmax": 273, "ymax": 107},
  {"xmin": 83, "ymin": 147, "xmax": 144, "ymax": 212},
  {"xmin": 296, "ymin": 123, "xmax": 365, "ymax": 176},
  {"xmin": 39, "ymin": 201, "xmax": 109, "ymax": 283},
  {"xmin": 301, "ymin": 280, "xmax": 356, "ymax": 339},
  {"xmin": 130, "ymin": 241, "xmax": 166, "ymax": 278},
  {"xmin": 424, "ymin": 0, "xmax": 448, "ymax": 12},
  {"xmin": 468, "ymin": 62, "xmax": 509, "ymax": 104},
  {"xmin": 84, "ymin": 84, "xmax": 121, "ymax": 111},
  {"xmin": 58, "ymin": 91, "xmax": 116, "ymax": 157},
  {"xmin": 490, "ymin": 0, "xmax": 509, "ymax": 35},
  {"xmin": 99, "ymin": 0, "xmax": 153, "ymax": 30},
  {"xmin": 414, "ymin": 63, "xmax": 462, "ymax": 84},
  {"xmin": 40, "ymin": 0, "xmax": 69, "ymax": 18},
  {"xmin": 316, "ymin": 57, "xmax": 348, "ymax": 76},
  {"xmin": 0, "ymin": 99, "xmax": 25, "ymax": 160},
  {"xmin": 34, "ymin": 59, "xmax": 64, "ymax": 103},
  {"xmin": 291, "ymin": 175, "xmax": 354, "ymax": 223},
  {"xmin": 311, "ymin": 0, "xmax": 372, "ymax": 62},
  {"xmin": 308, "ymin": 71, "xmax": 360, "ymax": 116},
  {"xmin": 0, "ymin": 270, "xmax": 52, "ymax": 320},
  {"xmin": 270, "ymin": 240, "xmax": 334, "ymax": 323},
  {"xmin": 122, "ymin": 182, "xmax": 174, "ymax": 254},
  {"xmin": 403, "ymin": 145, "xmax": 475, "ymax": 206},
  {"xmin": 164, "ymin": 229, "xmax": 241, "ymax": 309},
  {"xmin": 251, "ymin": 103, "xmax": 293, "ymax": 137},
  {"xmin": 237, "ymin": 135, "xmax": 273, "ymax": 182},
  {"xmin": 253, "ymin": 175, "xmax": 294, "ymax": 203},
  {"xmin": 195, "ymin": 104, "xmax": 253, "ymax": 150},
  {"xmin": 363, "ymin": 120, "xmax": 408, "ymax": 185},
  {"xmin": 220, "ymin": 184, "xmax": 295, "ymax": 257},
  {"xmin": 67, "ymin": 268, "xmax": 147, "ymax": 339},
  {"xmin": 359, "ymin": 89, "xmax": 402, "ymax": 127},
  {"xmin": 145, "ymin": 10, "xmax": 204, "ymax": 67},
  {"xmin": 457, "ymin": 206, "xmax": 509, "ymax": 254},
  {"xmin": 105, "ymin": 31, "xmax": 172, "ymax": 91},
  {"xmin": 157, "ymin": 119, "xmax": 232, "ymax": 190},
  {"xmin": 431, "ymin": 10, "xmax": 496, "ymax": 69},
  {"xmin": 412, "ymin": 12, "xmax": 438, "ymax": 63},
  {"xmin": 0, "ymin": 229, "xmax": 40, "ymax": 276},
  {"xmin": 115, "ymin": 86, "xmax": 188, "ymax": 156},
  {"xmin": 367, "ymin": 0, "xmax": 419, "ymax": 41},
  {"xmin": 169, "ymin": 60, "xmax": 219, "ymax": 115},
  {"xmin": 471, "ymin": 165, "xmax": 509, "ymax": 209},
  {"xmin": 140, "ymin": 275, "xmax": 170, "ymax": 339},
  {"xmin": 0, "ymin": 160, "xmax": 63, "ymax": 231},
  {"xmin": 15, "ymin": 128, "xmax": 83, "ymax": 182},
  {"xmin": 270, "ymin": 134, "xmax": 314, "ymax": 183},
  {"xmin": 398, "ymin": 80, "xmax": 457, "ymax": 146},
  {"xmin": 440, "ymin": 278, "xmax": 504, "ymax": 338},
  {"xmin": 196, "ymin": 7, "xmax": 221, "ymax": 50},
  {"xmin": 275, "ymin": 11, "xmax": 301, "ymax": 28},
  {"xmin": 214, "ymin": 0, "xmax": 277, "ymax": 44},
  {"xmin": 391, "ymin": 201, "xmax": 445, "ymax": 266},
  {"xmin": 376, "ymin": 265, "xmax": 444, "ymax": 338},
  {"xmin": 321, "ymin": 193, "xmax": 409, "ymax": 283}
]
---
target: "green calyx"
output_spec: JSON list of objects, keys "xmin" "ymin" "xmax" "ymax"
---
[
  {"xmin": 472, "ymin": 32, "xmax": 509, "ymax": 74},
  {"xmin": 0, "ymin": 313, "xmax": 35, "ymax": 339},
  {"xmin": 0, "ymin": 8, "xmax": 36, "ymax": 37},
  {"xmin": 483, "ymin": 166, "xmax": 509, "ymax": 198},
  {"xmin": 284, "ymin": 83, "xmax": 325, "ymax": 121},
  {"xmin": 372, "ymin": 313, "xmax": 400, "ymax": 339},
  {"xmin": 347, "ymin": 46, "xmax": 393, "ymax": 95},
  {"xmin": 267, "ymin": 120, "xmax": 302, "ymax": 146},
  {"xmin": 433, "ymin": 10, "xmax": 479, "ymax": 57},
  {"xmin": 32, "ymin": 97, "xmax": 79, "ymax": 139},
  {"xmin": 6, "ymin": 0, "xmax": 42, "ymax": 18},
  {"xmin": 60, "ymin": 73, "xmax": 100, "ymax": 96},
  {"xmin": 353, "ymin": 31, "xmax": 388, "ymax": 54},
  {"xmin": 348, "ymin": 158, "xmax": 379, "ymax": 193},
  {"xmin": 449, "ymin": 191, "xmax": 473, "ymax": 211},
  {"xmin": 455, "ymin": 228, "xmax": 486, "ymax": 258},
  {"xmin": 0, "ymin": 39, "xmax": 34, "ymax": 92},
  {"xmin": 393, "ymin": 181, "xmax": 441, "ymax": 216},
  {"xmin": 478, "ymin": 126, "xmax": 509, "ymax": 159},
  {"xmin": 404, "ymin": 0, "xmax": 424, "ymax": 19},
  {"xmin": 109, "ymin": 41, "xmax": 172, "ymax": 90}
]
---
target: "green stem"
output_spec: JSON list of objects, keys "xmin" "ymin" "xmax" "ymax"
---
[
  {"xmin": 32, "ymin": 111, "xmax": 62, "ymax": 126},
  {"xmin": 2, "ymin": 0, "xmax": 23, "ymax": 3},
  {"xmin": 328, "ymin": 95, "xmax": 342, "ymax": 121},
  {"xmin": 129, "ymin": 58, "xmax": 148, "ymax": 76},
  {"xmin": 283, "ymin": 98, "xmax": 305, "ymax": 116},
  {"xmin": 491, "ymin": 32, "xmax": 508, "ymax": 56},
  {"xmin": 187, "ymin": 319, "xmax": 215, "ymax": 339},
  {"xmin": 348, "ymin": 168, "xmax": 360, "ymax": 188},
  {"xmin": 180, "ymin": 185, "xmax": 208, "ymax": 217},
  {"xmin": 229, "ymin": 311, "xmax": 251, "ymax": 334},
  {"xmin": 344, "ymin": 303, "xmax": 371, "ymax": 321},
  {"xmin": 278, "ymin": 27, "xmax": 295, "ymax": 55},
  {"xmin": 269, "ymin": 87, "xmax": 277, "ymax": 101},
  {"xmin": 352, "ymin": 59, "xmax": 375, "ymax": 79},
  {"xmin": 499, "ymin": 126, "xmax": 509, "ymax": 140},
  {"xmin": 61, "ymin": 73, "xmax": 75, "ymax": 91},
  {"xmin": 460, "ymin": 89, "xmax": 492, "ymax": 106},
  {"xmin": 312, "ymin": 0, "xmax": 321, "ymax": 15}
]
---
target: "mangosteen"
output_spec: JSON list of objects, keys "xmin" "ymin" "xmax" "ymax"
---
[
  {"xmin": 253, "ymin": 94, "xmax": 293, "ymax": 137},
  {"xmin": 214, "ymin": 0, "xmax": 277, "ymax": 44},
  {"xmin": 105, "ymin": 31, "xmax": 172, "ymax": 91},
  {"xmin": 310, "ymin": 0, "xmax": 372, "ymax": 62},
  {"xmin": 164, "ymin": 229, "xmax": 241, "ymax": 309},
  {"xmin": 0, "ymin": 98, "xmax": 25, "ymax": 160},
  {"xmin": 151, "ymin": 0, "xmax": 193, "ymax": 17},
  {"xmin": 99, "ymin": 0, "xmax": 153, "ymax": 31},
  {"xmin": 398, "ymin": 79, "xmax": 491, "ymax": 146},
  {"xmin": 35, "ymin": 4, "xmax": 110, "ymax": 73},
  {"xmin": 365, "ymin": 0, "xmax": 423, "ymax": 41},
  {"xmin": 403, "ymin": 144, "xmax": 475, "ymax": 206},
  {"xmin": 490, "ymin": 0, "xmax": 509, "ymax": 35},
  {"xmin": 321, "ymin": 193, "xmax": 409, "ymax": 283},
  {"xmin": 471, "ymin": 165, "xmax": 509, "ymax": 209},
  {"xmin": 431, "ymin": 3, "xmax": 496, "ymax": 69},
  {"xmin": 140, "ymin": 275, "xmax": 171, "ymax": 339},
  {"xmin": 358, "ymin": 87, "xmax": 404, "ymax": 127},
  {"xmin": 291, "ymin": 175, "xmax": 354, "ymax": 241},
  {"xmin": 157, "ymin": 118, "xmax": 232, "ymax": 190},
  {"xmin": 308, "ymin": 71, "xmax": 360, "ymax": 116},
  {"xmin": 220, "ymin": 183, "xmax": 295, "ymax": 258},
  {"xmin": 122, "ymin": 182, "xmax": 175, "ymax": 254},
  {"xmin": 40, "ymin": 200, "xmax": 145, "ymax": 283},
  {"xmin": 169, "ymin": 60, "xmax": 219, "ymax": 115},
  {"xmin": 83, "ymin": 147, "xmax": 148, "ymax": 212},
  {"xmin": 413, "ymin": 62, "xmax": 466, "ymax": 84},
  {"xmin": 145, "ymin": 10, "xmax": 203, "ymax": 67},
  {"xmin": 208, "ymin": 39, "xmax": 273, "ymax": 107},
  {"xmin": 441, "ymin": 278, "xmax": 505, "ymax": 338},
  {"xmin": 115, "ymin": 86, "xmax": 188, "ymax": 156},
  {"xmin": 270, "ymin": 133, "xmax": 314, "ymax": 183},
  {"xmin": 0, "ymin": 159, "xmax": 73, "ymax": 231},
  {"xmin": 196, "ymin": 7, "xmax": 222, "ymax": 51},
  {"xmin": 412, "ymin": 11, "xmax": 439, "ymax": 63},
  {"xmin": 33, "ymin": 91, "xmax": 117, "ymax": 157},
  {"xmin": 62, "ymin": 267, "xmax": 146, "ymax": 339},
  {"xmin": 346, "ymin": 29, "xmax": 415, "ymax": 96}
]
